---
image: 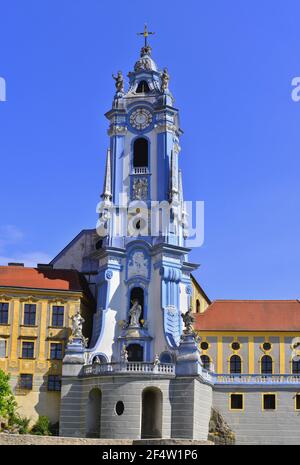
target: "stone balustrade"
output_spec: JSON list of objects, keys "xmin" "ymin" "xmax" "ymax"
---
[{"xmin": 82, "ymin": 362, "xmax": 176, "ymax": 377}]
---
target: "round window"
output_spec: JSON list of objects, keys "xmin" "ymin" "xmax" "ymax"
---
[
  {"xmin": 263, "ymin": 342, "xmax": 271, "ymax": 351},
  {"xmin": 231, "ymin": 341, "xmax": 240, "ymax": 351},
  {"xmin": 115, "ymin": 401, "xmax": 124, "ymax": 416},
  {"xmin": 200, "ymin": 341, "xmax": 209, "ymax": 351}
]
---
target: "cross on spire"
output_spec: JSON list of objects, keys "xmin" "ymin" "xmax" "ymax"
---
[{"xmin": 137, "ymin": 24, "xmax": 155, "ymax": 48}]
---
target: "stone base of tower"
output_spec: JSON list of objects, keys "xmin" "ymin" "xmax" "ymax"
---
[{"xmin": 59, "ymin": 373, "xmax": 213, "ymax": 441}]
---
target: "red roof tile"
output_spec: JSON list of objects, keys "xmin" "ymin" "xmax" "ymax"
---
[
  {"xmin": 194, "ymin": 300, "xmax": 300, "ymax": 331},
  {"xmin": 0, "ymin": 266, "xmax": 85, "ymax": 292}
]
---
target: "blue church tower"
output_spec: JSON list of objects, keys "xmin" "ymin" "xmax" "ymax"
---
[{"xmin": 59, "ymin": 27, "xmax": 213, "ymax": 441}]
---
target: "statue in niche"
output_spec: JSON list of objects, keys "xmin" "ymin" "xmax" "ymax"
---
[
  {"xmin": 112, "ymin": 71, "xmax": 124, "ymax": 93},
  {"xmin": 181, "ymin": 307, "xmax": 195, "ymax": 334},
  {"xmin": 128, "ymin": 299, "xmax": 142, "ymax": 327},
  {"xmin": 161, "ymin": 68, "xmax": 170, "ymax": 92},
  {"xmin": 133, "ymin": 177, "xmax": 148, "ymax": 200}
]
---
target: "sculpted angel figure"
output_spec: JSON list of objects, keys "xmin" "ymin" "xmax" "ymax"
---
[
  {"xmin": 112, "ymin": 71, "xmax": 124, "ymax": 93},
  {"xmin": 181, "ymin": 307, "xmax": 195, "ymax": 334},
  {"xmin": 161, "ymin": 68, "xmax": 170, "ymax": 92},
  {"xmin": 70, "ymin": 310, "xmax": 85, "ymax": 338}
]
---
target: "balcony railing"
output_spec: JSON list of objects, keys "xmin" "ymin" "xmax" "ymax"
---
[
  {"xmin": 82, "ymin": 362, "xmax": 175, "ymax": 377},
  {"xmin": 133, "ymin": 167, "xmax": 148, "ymax": 175},
  {"xmin": 213, "ymin": 374, "xmax": 300, "ymax": 385}
]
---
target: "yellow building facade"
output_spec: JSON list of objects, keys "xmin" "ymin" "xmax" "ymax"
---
[{"xmin": 0, "ymin": 264, "xmax": 94, "ymax": 425}]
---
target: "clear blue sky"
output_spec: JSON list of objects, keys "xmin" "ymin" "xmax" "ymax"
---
[{"xmin": 0, "ymin": 0, "xmax": 299, "ymax": 300}]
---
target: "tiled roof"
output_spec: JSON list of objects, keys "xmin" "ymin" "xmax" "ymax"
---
[
  {"xmin": 194, "ymin": 300, "xmax": 300, "ymax": 331},
  {"xmin": 0, "ymin": 266, "xmax": 87, "ymax": 292}
]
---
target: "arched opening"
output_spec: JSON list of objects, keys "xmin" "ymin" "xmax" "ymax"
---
[
  {"xmin": 292, "ymin": 358, "xmax": 300, "ymax": 374},
  {"xmin": 196, "ymin": 299, "xmax": 201, "ymax": 313},
  {"xmin": 92, "ymin": 354, "xmax": 106, "ymax": 364},
  {"xmin": 261, "ymin": 355, "xmax": 273, "ymax": 374},
  {"xmin": 133, "ymin": 138, "xmax": 148, "ymax": 168},
  {"xmin": 230, "ymin": 355, "xmax": 242, "ymax": 374},
  {"xmin": 201, "ymin": 354, "xmax": 211, "ymax": 370},
  {"xmin": 129, "ymin": 287, "xmax": 144, "ymax": 323},
  {"xmin": 141, "ymin": 387, "xmax": 162, "ymax": 439},
  {"xmin": 86, "ymin": 388, "xmax": 102, "ymax": 438},
  {"xmin": 127, "ymin": 343, "xmax": 144, "ymax": 362},
  {"xmin": 136, "ymin": 80, "xmax": 150, "ymax": 93},
  {"xmin": 159, "ymin": 352, "xmax": 173, "ymax": 364}
]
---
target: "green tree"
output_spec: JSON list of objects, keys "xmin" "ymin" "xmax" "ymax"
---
[{"xmin": 0, "ymin": 369, "xmax": 17, "ymax": 425}]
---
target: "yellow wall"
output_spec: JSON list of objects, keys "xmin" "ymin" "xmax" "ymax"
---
[
  {"xmin": 0, "ymin": 288, "xmax": 86, "ymax": 424},
  {"xmin": 191, "ymin": 276, "xmax": 210, "ymax": 314},
  {"xmin": 195, "ymin": 330, "xmax": 300, "ymax": 375}
]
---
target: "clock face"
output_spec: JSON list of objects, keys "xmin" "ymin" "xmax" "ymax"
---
[{"xmin": 130, "ymin": 108, "xmax": 153, "ymax": 130}]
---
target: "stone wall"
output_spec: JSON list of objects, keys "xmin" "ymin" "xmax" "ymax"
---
[{"xmin": 213, "ymin": 387, "xmax": 300, "ymax": 445}]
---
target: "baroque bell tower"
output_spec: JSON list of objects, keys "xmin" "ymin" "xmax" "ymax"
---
[
  {"xmin": 89, "ymin": 25, "xmax": 198, "ymax": 363},
  {"xmin": 60, "ymin": 28, "xmax": 212, "ymax": 441}
]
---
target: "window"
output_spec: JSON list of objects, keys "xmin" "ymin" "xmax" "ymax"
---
[
  {"xmin": 200, "ymin": 341, "xmax": 209, "ymax": 351},
  {"xmin": 295, "ymin": 394, "xmax": 300, "ymax": 410},
  {"xmin": 292, "ymin": 358, "xmax": 300, "ymax": 374},
  {"xmin": 133, "ymin": 138, "xmax": 148, "ymax": 168},
  {"xmin": 263, "ymin": 394, "xmax": 276, "ymax": 410},
  {"xmin": 159, "ymin": 352, "xmax": 172, "ymax": 364},
  {"xmin": 136, "ymin": 80, "xmax": 150, "ymax": 93},
  {"xmin": 127, "ymin": 344, "xmax": 143, "ymax": 362},
  {"xmin": 201, "ymin": 355, "xmax": 211, "ymax": 370},
  {"xmin": 230, "ymin": 355, "xmax": 242, "ymax": 374},
  {"xmin": 196, "ymin": 299, "xmax": 201, "ymax": 313},
  {"xmin": 50, "ymin": 343, "xmax": 63, "ymax": 360},
  {"xmin": 261, "ymin": 355, "xmax": 273, "ymax": 374},
  {"xmin": 22, "ymin": 341, "xmax": 34, "ymax": 359},
  {"xmin": 47, "ymin": 375, "xmax": 61, "ymax": 392},
  {"xmin": 231, "ymin": 341, "xmax": 240, "ymax": 351},
  {"xmin": 230, "ymin": 394, "xmax": 243, "ymax": 410},
  {"xmin": 19, "ymin": 374, "xmax": 33, "ymax": 390},
  {"xmin": 115, "ymin": 401, "xmax": 125, "ymax": 416},
  {"xmin": 262, "ymin": 342, "xmax": 272, "ymax": 351},
  {"xmin": 0, "ymin": 303, "xmax": 9, "ymax": 324},
  {"xmin": 0, "ymin": 339, "xmax": 6, "ymax": 358},
  {"xmin": 51, "ymin": 306, "xmax": 64, "ymax": 327},
  {"xmin": 24, "ymin": 304, "xmax": 36, "ymax": 326}
]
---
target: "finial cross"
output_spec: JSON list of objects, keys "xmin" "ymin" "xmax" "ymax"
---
[{"xmin": 137, "ymin": 24, "xmax": 155, "ymax": 47}]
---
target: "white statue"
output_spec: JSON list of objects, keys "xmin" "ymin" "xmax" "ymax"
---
[
  {"xmin": 129, "ymin": 299, "xmax": 142, "ymax": 327},
  {"xmin": 70, "ymin": 310, "xmax": 84, "ymax": 338},
  {"xmin": 120, "ymin": 344, "xmax": 128, "ymax": 363}
]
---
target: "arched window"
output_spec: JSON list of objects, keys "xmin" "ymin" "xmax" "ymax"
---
[
  {"xmin": 230, "ymin": 355, "xmax": 242, "ymax": 374},
  {"xmin": 196, "ymin": 299, "xmax": 201, "ymax": 313},
  {"xmin": 92, "ymin": 354, "xmax": 106, "ymax": 364},
  {"xmin": 292, "ymin": 358, "xmax": 300, "ymax": 374},
  {"xmin": 261, "ymin": 355, "xmax": 273, "ymax": 374},
  {"xmin": 127, "ymin": 343, "xmax": 143, "ymax": 362},
  {"xmin": 159, "ymin": 352, "xmax": 172, "ymax": 364},
  {"xmin": 133, "ymin": 138, "xmax": 148, "ymax": 168},
  {"xmin": 136, "ymin": 80, "xmax": 150, "ymax": 93},
  {"xmin": 201, "ymin": 354, "xmax": 210, "ymax": 370},
  {"xmin": 129, "ymin": 287, "xmax": 144, "ymax": 323}
]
